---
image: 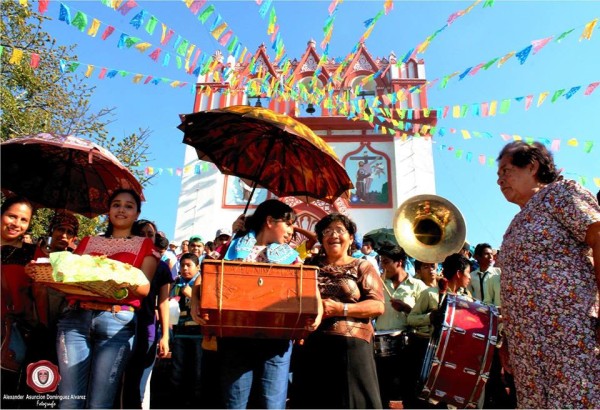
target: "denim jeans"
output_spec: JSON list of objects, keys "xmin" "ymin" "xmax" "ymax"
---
[
  {"xmin": 121, "ymin": 336, "xmax": 157, "ymax": 409},
  {"xmin": 56, "ymin": 307, "xmax": 136, "ymax": 409},
  {"xmin": 171, "ymin": 336, "xmax": 203, "ymax": 407},
  {"xmin": 219, "ymin": 338, "xmax": 292, "ymax": 409}
]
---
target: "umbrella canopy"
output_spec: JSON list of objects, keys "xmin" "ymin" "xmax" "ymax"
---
[
  {"xmin": 178, "ymin": 105, "xmax": 353, "ymax": 212},
  {"xmin": 1, "ymin": 133, "xmax": 144, "ymax": 217},
  {"xmin": 364, "ymin": 228, "xmax": 398, "ymax": 247}
]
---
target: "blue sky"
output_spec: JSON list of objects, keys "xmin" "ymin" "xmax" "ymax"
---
[{"xmin": 37, "ymin": 0, "xmax": 600, "ymax": 248}]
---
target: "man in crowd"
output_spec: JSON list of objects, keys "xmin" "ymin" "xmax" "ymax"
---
[
  {"xmin": 468, "ymin": 243, "xmax": 500, "ymax": 303},
  {"xmin": 375, "ymin": 243, "xmax": 428, "ymax": 408}
]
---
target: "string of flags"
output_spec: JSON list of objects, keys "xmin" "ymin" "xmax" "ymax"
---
[
  {"xmin": 143, "ymin": 160, "xmax": 218, "ymax": 177},
  {"xmin": 2, "ymin": 41, "xmax": 596, "ymax": 154},
  {"xmin": 397, "ymin": 0, "xmax": 490, "ymax": 64},
  {"xmin": 25, "ymin": 1, "xmax": 598, "ymax": 112},
  {"xmin": 146, "ymin": 145, "xmax": 598, "ymax": 190},
  {"xmin": 418, "ymin": 17, "xmax": 598, "ymax": 91},
  {"xmin": 441, "ymin": 81, "xmax": 599, "ymax": 119},
  {"xmin": 1, "ymin": 45, "xmax": 195, "ymax": 91},
  {"xmin": 434, "ymin": 126, "xmax": 594, "ymax": 154},
  {"xmin": 437, "ymin": 145, "xmax": 599, "ymax": 189}
]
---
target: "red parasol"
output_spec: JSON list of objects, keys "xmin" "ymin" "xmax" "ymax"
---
[{"xmin": 1, "ymin": 133, "xmax": 144, "ymax": 217}]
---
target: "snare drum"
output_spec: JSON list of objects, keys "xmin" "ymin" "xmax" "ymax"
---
[
  {"xmin": 419, "ymin": 294, "xmax": 499, "ymax": 409},
  {"xmin": 373, "ymin": 330, "xmax": 407, "ymax": 358}
]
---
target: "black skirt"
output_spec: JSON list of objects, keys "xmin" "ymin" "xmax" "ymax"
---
[{"xmin": 290, "ymin": 331, "xmax": 383, "ymax": 409}]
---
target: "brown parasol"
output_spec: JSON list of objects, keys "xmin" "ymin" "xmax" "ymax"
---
[{"xmin": 178, "ymin": 105, "xmax": 353, "ymax": 213}]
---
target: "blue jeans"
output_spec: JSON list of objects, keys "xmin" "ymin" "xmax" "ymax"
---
[
  {"xmin": 56, "ymin": 307, "xmax": 136, "ymax": 409},
  {"xmin": 171, "ymin": 335, "xmax": 203, "ymax": 406},
  {"xmin": 219, "ymin": 338, "xmax": 292, "ymax": 409}
]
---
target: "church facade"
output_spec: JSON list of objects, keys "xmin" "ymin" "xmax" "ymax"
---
[{"xmin": 173, "ymin": 40, "xmax": 437, "ymax": 245}]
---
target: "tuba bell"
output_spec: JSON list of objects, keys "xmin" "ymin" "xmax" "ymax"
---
[{"xmin": 393, "ymin": 194, "xmax": 467, "ymax": 263}]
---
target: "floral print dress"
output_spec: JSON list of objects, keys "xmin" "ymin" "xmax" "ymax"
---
[{"xmin": 499, "ymin": 178, "xmax": 600, "ymax": 408}]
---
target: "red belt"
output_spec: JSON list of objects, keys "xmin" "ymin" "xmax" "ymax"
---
[{"xmin": 70, "ymin": 301, "xmax": 134, "ymax": 313}]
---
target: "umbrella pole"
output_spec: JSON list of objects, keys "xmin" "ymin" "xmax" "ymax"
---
[
  {"xmin": 241, "ymin": 137, "xmax": 275, "ymax": 215},
  {"xmin": 242, "ymin": 181, "xmax": 258, "ymax": 215}
]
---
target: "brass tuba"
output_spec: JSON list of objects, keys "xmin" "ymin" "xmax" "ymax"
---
[{"xmin": 393, "ymin": 194, "xmax": 467, "ymax": 263}]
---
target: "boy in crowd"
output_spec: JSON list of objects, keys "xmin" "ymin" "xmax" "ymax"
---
[{"xmin": 170, "ymin": 253, "xmax": 203, "ymax": 408}]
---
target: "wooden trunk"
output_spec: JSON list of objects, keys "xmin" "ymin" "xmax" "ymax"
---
[{"xmin": 200, "ymin": 259, "xmax": 320, "ymax": 339}]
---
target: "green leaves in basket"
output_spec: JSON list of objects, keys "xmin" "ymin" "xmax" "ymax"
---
[{"xmin": 48, "ymin": 251, "xmax": 149, "ymax": 287}]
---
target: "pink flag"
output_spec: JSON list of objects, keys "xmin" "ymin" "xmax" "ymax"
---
[
  {"xmin": 30, "ymin": 53, "xmax": 40, "ymax": 68},
  {"xmin": 480, "ymin": 102, "xmax": 489, "ymax": 117},
  {"xmin": 149, "ymin": 48, "xmax": 162, "ymax": 61},
  {"xmin": 524, "ymin": 95, "xmax": 533, "ymax": 110},
  {"xmin": 98, "ymin": 68, "xmax": 107, "ymax": 79},
  {"xmin": 118, "ymin": 0, "xmax": 138, "ymax": 16},
  {"xmin": 551, "ymin": 139, "xmax": 561, "ymax": 151},
  {"xmin": 219, "ymin": 30, "xmax": 233, "ymax": 46},
  {"xmin": 189, "ymin": 0, "xmax": 207, "ymax": 15},
  {"xmin": 531, "ymin": 36, "xmax": 553, "ymax": 54},
  {"xmin": 584, "ymin": 81, "xmax": 599, "ymax": 95},
  {"xmin": 101, "ymin": 26, "xmax": 115, "ymax": 40},
  {"xmin": 38, "ymin": 0, "xmax": 49, "ymax": 14},
  {"xmin": 161, "ymin": 29, "xmax": 175, "ymax": 45},
  {"xmin": 469, "ymin": 63, "xmax": 485, "ymax": 76}
]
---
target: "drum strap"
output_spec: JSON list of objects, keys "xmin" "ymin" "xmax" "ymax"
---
[{"xmin": 383, "ymin": 281, "xmax": 394, "ymax": 299}]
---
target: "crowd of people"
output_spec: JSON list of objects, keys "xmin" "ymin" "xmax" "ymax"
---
[{"xmin": 1, "ymin": 141, "xmax": 599, "ymax": 409}]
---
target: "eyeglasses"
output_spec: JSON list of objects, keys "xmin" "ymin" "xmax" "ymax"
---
[{"xmin": 322, "ymin": 227, "xmax": 348, "ymax": 237}]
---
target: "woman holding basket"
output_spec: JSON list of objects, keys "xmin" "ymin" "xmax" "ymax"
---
[{"xmin": 55, "ymin": 188, "xmax": 158, "ymax": 409}]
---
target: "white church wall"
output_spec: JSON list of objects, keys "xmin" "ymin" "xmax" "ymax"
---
[{"xmin": 173, "ymin": 137, "xmax": 436, "ymax": 245}]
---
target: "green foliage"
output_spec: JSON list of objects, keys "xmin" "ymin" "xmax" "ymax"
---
[{"xmin": 1, "ymin": 1, "xmax": 152, "ymax": 237}]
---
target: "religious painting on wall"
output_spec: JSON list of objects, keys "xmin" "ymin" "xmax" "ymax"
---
[
  {"xmin": 342, "ymin": 143, "xmax": 392, "ymax": 207},
  {"xmin": 223, "ymin": 176, "xmax": 268, "ymax": 208}
]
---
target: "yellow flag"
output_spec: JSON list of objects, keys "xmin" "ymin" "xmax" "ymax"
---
[
  {"xmin": 133, "ymin": 74, "xmax": 143, "ymax": 84},
  {"xmin": 160, "ymin": 23, "xmax": 167, "ymax": 44},
  {"xmin": 489, "ymin": 100, "xmax": 497, "ymax": 116},
  {"xmin": 513, "ymin": 135, "xmax": 522, "ymax": 141},
  {"xmin": 135, "ymin": 42, "xmax": 152, "ymax": 52},
  {"xmin": 452, "ymin": 105, "xmax": 461, "ymax": 118},
  {"xmin": 85, "ymin": 65, "xmax": 94, "ymax": 77},
  {"xmin": 580, "ymin": 18, "xmax": 598, "ymax": 41},
  {"xmin": 497, "ymin": 51, "xmax": 515, "ymax": 67},
  {"xmin": 88, "ymin": 19, "xmax": 101, "ymax": 37},
  {"xmin": 9, "ymin": 48, "xmax": 24, "ymax": 64},
  {"xmin": 537, "ymin": 91, "xmax": 549, "ymax": 107},
  {"xmin": 417, "ymin": 39, "xmax": 431, "ymax": 53},
  {"xmin": 19, "ymin": 0, "xmax": 27, "ymax": 6},
  {"xmin": 567, "ymin": 138, "xmax": 578, "ymax": 147},
  {"xmin": 461, "ymin": 130, "xmax": 471, "ymax": 139}
]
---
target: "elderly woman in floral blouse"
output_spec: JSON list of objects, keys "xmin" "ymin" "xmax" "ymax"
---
[{"xmin": 496, "ymin": 141, "xmax": 600, "ymax": 408}]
